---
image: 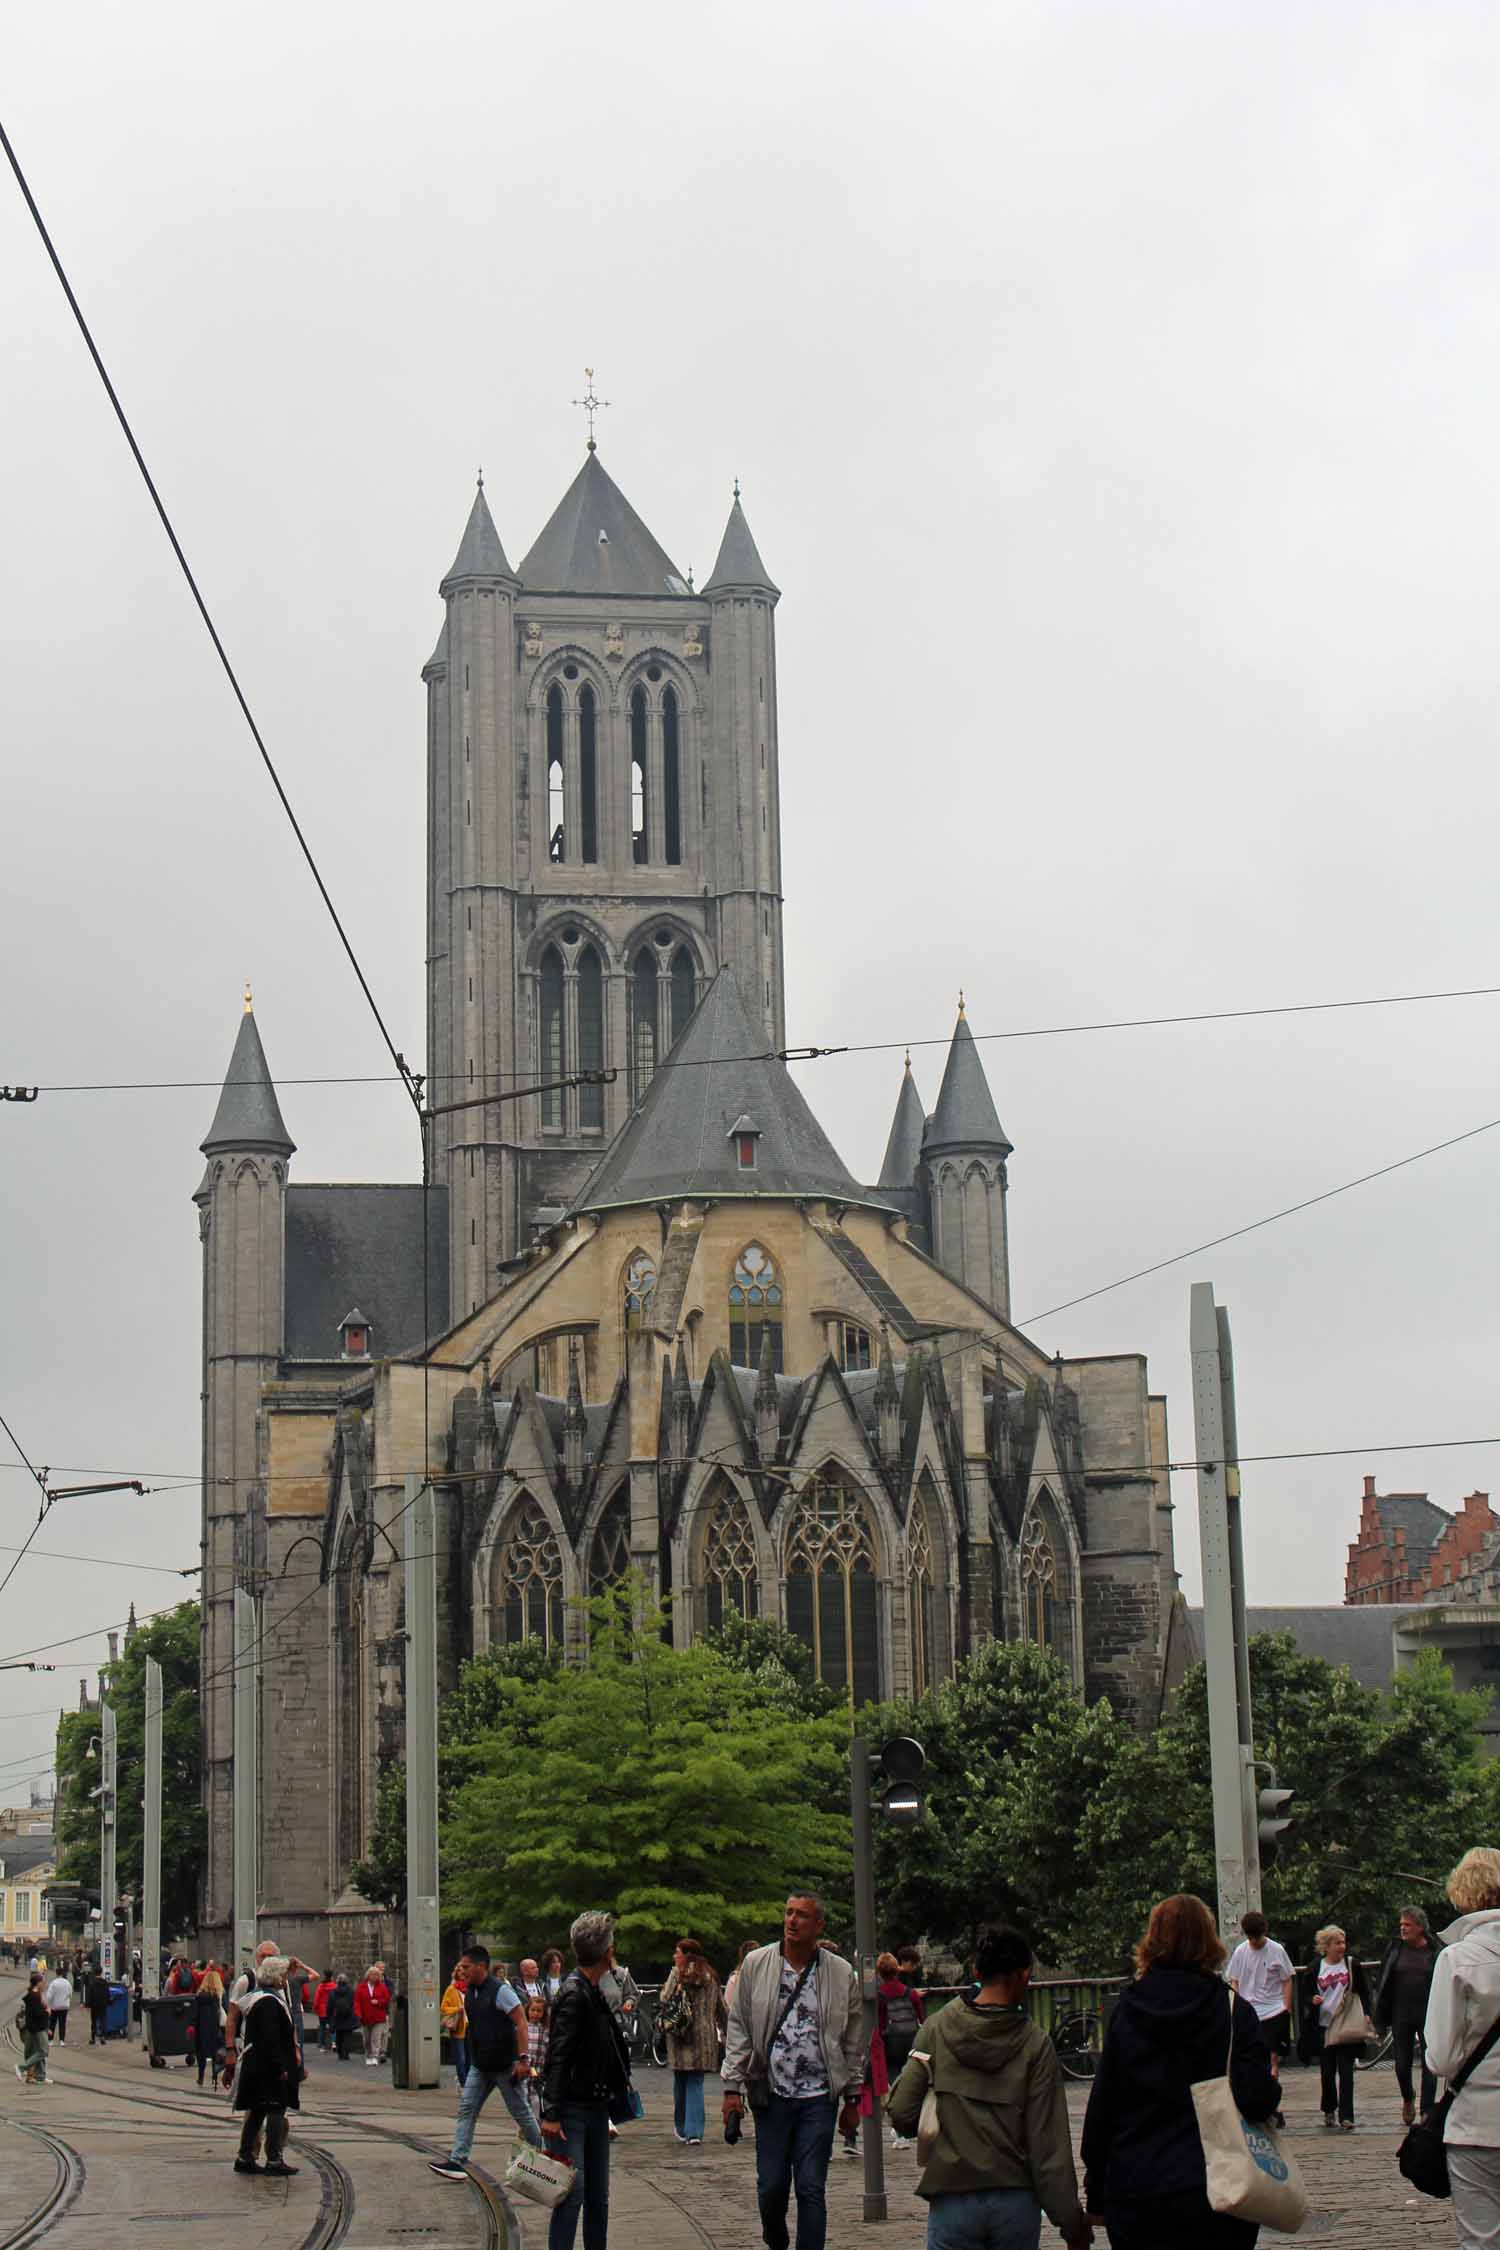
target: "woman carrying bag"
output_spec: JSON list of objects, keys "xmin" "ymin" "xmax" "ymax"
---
[
  {"xmin": 1298, "ymin": 1928, "xmax": 1372, "ymax": 2133},
  {"xmin": 658, "ymin": 1937, "xmax": 726, "ymax": 2146}
]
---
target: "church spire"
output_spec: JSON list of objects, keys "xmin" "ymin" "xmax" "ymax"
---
[
  {"xmin": 201, "ymin": 995, "xmax": 295, "ymax": 1158},
  {"xmin": 702, "ymin": 485, "xmax": 778, "ymax": 597},
  {"xmin": 877, "ymin": 1054, "xmax": 927, "ymax": 1190},
  {"xmin": 925, "ymin": 1003, "xmax": 1012, "ymax": 1158},
  {"xmin": 440, "ymin": 477, "xmax": 516, "ymax": 593}
]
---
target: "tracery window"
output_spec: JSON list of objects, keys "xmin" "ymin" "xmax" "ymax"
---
[
  {"xmin": 590, "ymin": 1488, "xmax": 632, "ymax": 1598},
  {"xmin": 669, "ymin": 945, "xmax": 695, "ymax": 1046},
  {"xmin": 1019, "ymin": 1499, "xmax": 1058, "ymax": 1651},
  {"xmin": 623, "ymin": 1250, "xmax": 657, "ymax": 1332},
  {"xmin": 492, "ymin": 1496, "xmax": 565, "ymax": 1649},
  {"xmin": 702, "ymin": 1488, "xmax": 761, "ymax": 1629},
  {"xmin": 540, "ymin": 947, "xmax": 565, "ymax": 1128},
  {"xmin": 578, "ymin": 944, "xmax": 604, "ymax": 1129},
  {"xmin": 908, "ymin": 1490, "xmax": 936, "ymax": 1698},
  {"xmin": 631, "ymin": 949, "xmax": 658, "ymax": 1105},
  {"xmin": 663, "ymin": 685, "xmax": 682, "ymax": 864},
  {"xmin": 578, "ymin": 685, "xmax": 598, "ymax": 865},
  {"xmin": 784, "ymin": 1470, "xmax": 879, "ymax": 1705},
  {"xmin": 629, "ymin": 686, "xmax": 649, "ymax": 863},
  {"xmin": 729, "ymin": 1243, "xmax": 783, "ymax": 1373},
  {"xmin": 547, "ymin": 683, "xmax": 565, "ymax": 862}
]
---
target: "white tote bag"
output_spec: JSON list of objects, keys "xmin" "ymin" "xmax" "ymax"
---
[
  {"xmin": 1191, "ymin": 2025, "xmax": 1308, "ymax": 2235},
  {"xmin": 505, "ymin": 2143, "xmax": 575, "ymax": 2210}
]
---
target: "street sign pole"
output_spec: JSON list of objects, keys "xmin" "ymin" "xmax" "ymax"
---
[
  {"xmin": 1190, "ymin": 1282, "xmax": 1259, "ymax": 1941},
  {"xmin": 850, "ymin": 1735, "xmax": 887, "ymax": 2223},
  {"xmin": 232, "ymin": 1584, "xmax": 259, "ymax": 1972},
  {"xmin": 404, "ymin": 1473, "xmax": 441, "ymax": 2090},
  {"xmin": 143, "ymin": 1655, "xmax": 162, "ymax": 2000},
  {"xmin": 100, "ymin": 1701, "xmax": 117, "ymax": 1978}
]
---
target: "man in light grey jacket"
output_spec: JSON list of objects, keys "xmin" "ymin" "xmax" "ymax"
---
[{"xmin": 722, "ymin": 1893, "xmax": 864, "ymax": 2250}]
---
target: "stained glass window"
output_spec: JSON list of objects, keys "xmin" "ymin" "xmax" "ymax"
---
[
  {"xmin": 590, "ymin": 1489, "xmax": 632, "ymax": 1597},
  {"xmin": 624, "ymin": 1250, "xmax": 657, "ymax": 1332},
  {"xmin": 1019, "ymin": 1499, "xmax": 1058, "ymax": 1651},
  {"xmin": 631, "ymin": 950, "xmax": 657, "ymax": 1106},
  {"xmin": 494, "ymin": 1496, "xmax": 565, "ymax": 1649},
  {"xmin": 784, "ymin": 1471, "xmax": 879, "ymax": 1705},
  {"xmin": 729, "ymin": 1243, "xmax": 783, "ymax": 1373},
  {"xmin": 702, "ymin": 1488, "xmax": 760, "ymax": 1630}
]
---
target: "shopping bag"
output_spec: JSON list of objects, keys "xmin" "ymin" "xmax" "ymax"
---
[
  {"xmin": 505, "ymin": 2144, "xmax": 575, "ymax": 2210},
  {"xmin": 1191, "ymin": 2069, "xmax": 1307, "ymax": 2233}
]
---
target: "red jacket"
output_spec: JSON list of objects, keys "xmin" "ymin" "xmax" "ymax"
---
[
  {"xmin": 314, "ymin": 1978, "xmax": 336, "ymax": 2019},
  {"xmin": 353, "ymin": 1977, "xmax": 391, "ymax": 2026}
]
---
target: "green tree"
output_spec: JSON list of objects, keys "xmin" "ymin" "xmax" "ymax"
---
[
  {"xmin": 53, "ymin": 1604, "xmax": 205, "ymax": 1936},
  {"xmin": 441, "ymin": 1588, "xmax": 850, "ymax": 1967}
]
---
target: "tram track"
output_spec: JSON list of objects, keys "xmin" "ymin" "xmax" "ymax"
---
[{"xmin": 0, "ymin": 2117, "xmax": 86, "ymax": 2250}]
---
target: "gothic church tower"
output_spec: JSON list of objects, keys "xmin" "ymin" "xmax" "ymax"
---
[{"xmin": 425, "ymin": 449, "xmax": 785, "ymax": 1318}]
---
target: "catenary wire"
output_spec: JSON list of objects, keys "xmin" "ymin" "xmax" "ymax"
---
[
  {"xmin": 0, "ymin": 1405, "xmax": 61, "ymax": 1602},
  {"xmin": 0, "ymin": 115, "xmax": 418, "ymax": 1114}
]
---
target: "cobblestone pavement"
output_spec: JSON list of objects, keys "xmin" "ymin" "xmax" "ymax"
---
[{"xmin": 0, "ymin": 1990, "xmax": 1458, "ymax": 2248}]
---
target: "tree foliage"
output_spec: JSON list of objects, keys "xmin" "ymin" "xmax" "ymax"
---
[{"xmin": 53, "ymin": 1604, "xmax": 205, "ymax": 1937}]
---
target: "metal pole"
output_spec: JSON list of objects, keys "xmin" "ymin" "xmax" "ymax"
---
[
  {"xmin": 232, "ymin": 1585, "xmax": 258, "ymax": 1973},
  {"xmin": 143, "ymin": 1656, "xmax": 162, "ymax": 2000},
  {"xmin": 1190, "ymin": 1283, "xmax": 1257, "ymax": 1941},
  {"xmin": 404, "ymin": 1473, "xmax": 441, "ymax": 2090},
  {"xmin": 1218, "ymin": 1307, "xmax": 1262, "ymax": 1914},
  {"xmin": 100, "ymin": 1701, "xmax": 117, "ymax": 1978},
  {"xmin": 850, "ymin": 1735, "xmax": 887, "ymax": 2223}
]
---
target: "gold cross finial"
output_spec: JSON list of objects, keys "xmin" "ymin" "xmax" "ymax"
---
[
  {"xmin": 957, "ymin": 989, "xmax": 966, "ymax": 1018},
  {"xmin": 244, "ymin": 980, "xmax": 253, "ymax": 1015},
  {"xmin": 573, "ymin": 367, "xmax": 610, "ymax": 453}
]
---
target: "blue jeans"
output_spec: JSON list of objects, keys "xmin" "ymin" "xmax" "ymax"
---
[
  {"xmin": 674, "ymin": 2070, "xmax": 705, "ymax": 2139},
  {"xmin": 754, "ymin": 2093, "xmax": 837, "ymax": 2250},
  {"xmin": 453, "ymin": 2041, "xmax": 470, "ymax": 2089},
  {"xmin": 548, "ymin": 2099, "xmax": 611, "ymax": 2250},
  {"xmin": 925, "ymin": 2188, "xmax": 1042, "ymax": 2249},
  {"xmin": 449, "ymin": 2065, "xmax": 542, "ymax": 2161}
]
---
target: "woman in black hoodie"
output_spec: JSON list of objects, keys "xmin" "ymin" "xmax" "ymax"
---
[{"xmin": 1082, "ymin": 1893, "xmax": 1279, "ymax": 2248}]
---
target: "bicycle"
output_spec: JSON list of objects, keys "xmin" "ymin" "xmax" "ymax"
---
[
  {"xmin": 1354, "ymin": 2025, "xmax": 1394, "ymax": 2071},
  {"xmin": 1051, "ymin": 2007, "xmax": 1105, "ymax": 2082}
]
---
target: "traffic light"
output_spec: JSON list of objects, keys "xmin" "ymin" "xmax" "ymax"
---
[
  {"xmin": 877, "ymin": 1736, "xmax": 926, "ymax": 1827},
  {"xmin": 1256, "ymin": 1764, "xmax": 1295, "ymax": 1870}
]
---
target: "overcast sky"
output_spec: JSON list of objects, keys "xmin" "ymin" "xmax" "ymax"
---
[{"xmin": 4, "ymin": 0, "xmax": 1500, "ymax": 1784}]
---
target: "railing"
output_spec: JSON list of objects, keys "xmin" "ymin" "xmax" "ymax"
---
[{"xmin": 923, "ymin": 1975, "xmax": 1129, "ymax": 2032}]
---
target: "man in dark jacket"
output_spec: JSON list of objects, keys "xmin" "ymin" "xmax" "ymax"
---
[
  {"xmin": 540, "ymin": 1911, "xmax": 633, "ymax": 2250},
  {"xmin": 1373, "ymin": 1906, "xmax": 1442, "ymax": 2123},
  {"xmin": 86, "ymin": 1966, "xmax": 111, "ymax": 2044},
  {"xmin": 232, "ymin": 1959, "xmax": 300, "ymax": 2177},
  {"xmin": 427, "ymin": 1945, "xmax": 539, "ymax": 2181}
]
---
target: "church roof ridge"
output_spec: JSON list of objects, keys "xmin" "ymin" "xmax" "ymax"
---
[
  {"xmin": 441, "ymin": 478, "xmax": 515, "ymax": 590},
  {"xmin": 201, "ymin": 1001, "xmax": 295, "ymax": 1158},
  {"xmin": 924, "ymin": 1006, "xmax": 1012, "ymax": 1155},
  {"xmin": 702, "ymin": 486, "xmax": 778, "ymax": 596},
  {"xmin": 518, "ymin": 451, "xmax": 690, "ymax": 597},
  {"xmin": 569, "ymin": 968, "xmax": 891, "ymax": 1215}
]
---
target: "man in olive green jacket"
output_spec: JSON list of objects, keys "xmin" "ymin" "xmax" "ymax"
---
[{"xmin": 887, "ymin": 1928, "xmax": 1091, "ymax": 2249}]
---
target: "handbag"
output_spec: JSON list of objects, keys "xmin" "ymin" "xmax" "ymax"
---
[
  {"xmin": 916, "ymin": 2080, "xmax": 940, "ymax": 2164},
  {"xmin": 1191, "ymin": 2012, "xmax": 1308, "ymax": 2234},
  {"xmin": 657, "ymin": 1979, "xmax": 694, "ymax": 2040},
  {"xmin": 505, "ymin": 2143, "xmax": 575, "ymax": 2210},
  {"xmin": 1324, "ymin": 1991, "xmax": 1373, "ymax": 2049},
  {"xmin": 1398, "ymin": 2006, "xmax": 1500, "ymax": 2200},
  {"xmin": 608, "ymin": 2085, "xmax": 645, "ymax": 2124}
]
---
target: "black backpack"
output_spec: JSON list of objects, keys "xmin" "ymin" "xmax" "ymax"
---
[
  {"xmin": 465, "ymin": 1975, "xmax": 518, "ymax": 2074},
  {"xmin": 885, "ymin": 1988, "xmax": 919, "ymax": 2045}
]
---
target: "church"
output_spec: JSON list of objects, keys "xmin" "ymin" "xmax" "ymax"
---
[{"xmin": 194, "ymin": 441, "xmax": 1182, "ymax": 1963}]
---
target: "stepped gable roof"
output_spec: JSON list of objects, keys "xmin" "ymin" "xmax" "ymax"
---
[
  {"xmin": 518, "ymin": 452, "xmax": 690, "ymax": 597},
  {"xmin": 201, "ymin": 1000, "xmax": 295, "ymax": 1158},
  {"xmin": 877, "ymin": 1058, "xmax": 927, "ymax": 1188},
  {"xmin": 1374, "ymin": 1493, "xmax": 1452, "ymax": 1554},
  {"xmin": 571, "ymin": 968, "xmax": 886, "ymax": 1214},
  {"xmin": 702, "ymin": 489, "xmax": 778, "ymax": 596},
  {"xmin": 441, "ymin": 480, "xmax": 514, "ymax": 589},
  {"xmin": 924, "ymin": 1006, "xmax": 1012, "ymax": 1155}
]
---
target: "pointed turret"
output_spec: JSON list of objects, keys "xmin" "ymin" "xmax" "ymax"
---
[
  {"xmin": 702, "ymin": 485, "xmax": 779, "ymax": 598},
  {"xmin": 755, "ymin": 1326, "xmax": 780, "ymax": 1459},
  {"xmin": 440, "ymin": 477, "xmax": 516, "ymax": 594},
  {"xmin": 564, "ymin": 1336, "xmax": 586, "ymax": 1482},
  {"xmin": 877, "ymin": 1056, "xmax": 927, "ymax": 1190},
  {"xmin": 201, "ymin": 991, "xmax": 295, "ymax": 1159},
  {"xmin": 922, "ymin": 998, "xmax": 1013, "ymax": 1319}
]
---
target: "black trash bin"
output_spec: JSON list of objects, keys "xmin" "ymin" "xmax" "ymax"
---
[
  {"xmin": 390, "ymin": 1994, "xmax": 408, "ymax": 2089},
  {"xmin": 141, "ymin": 1993, "xmax": 194, "ymax": 2067}
]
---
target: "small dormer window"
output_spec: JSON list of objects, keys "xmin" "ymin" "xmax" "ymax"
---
[
  {"xmin": 730, "ymin": 1114, "xmax": 761, "ymax": 1171},
  {"xmin": 340, "ymin": 1308, "xmax": 371, "ymax": 1360}
]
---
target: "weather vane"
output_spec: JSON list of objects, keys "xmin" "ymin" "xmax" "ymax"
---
[{"xmin": 573, "ymin": 366, "xmax": 610, "ymax": 452}]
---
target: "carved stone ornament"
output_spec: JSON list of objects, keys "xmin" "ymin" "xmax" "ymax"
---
[
  {"xmin": 605, "ymin": 622, "xmax": 625, "ymax": 661},
  {"xmin": 523, "ymin": 621, "xmax": 543, "ymax": 658},
  {"xmin": 683, "ymin": 625, "xmax": 704, "ymax": 658}
]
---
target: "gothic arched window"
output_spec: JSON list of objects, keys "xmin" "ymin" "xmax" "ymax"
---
[
  {"xmin": 540, "ymin": 946, "xmax": 565, "ymax": 1128},
  {"xmin": 784, "ymin": 1470, "xmax": 879, "ymax": 1705},
  {"xmin": 547, "ymin": 682, "xmax": 565, "ymax": 863},
  {"xmin": 590, "ymin": 1488, "xmax": 632, "ymax": 1597},
  {"xmin": 578, "ymin": 944, "xmax": 604, "ymax": 1130},
  {"xmin": 1019, "ymin": 1498, "xmax": 1059, "ymax": 1652},
  {"xmin": 623, "ymin": 1249, "xmax": 657, "ymax": 1333},
  {"xmin": 579, "ymin": 684, "xmax": 598, "ymax": 864},
  {"xmin": 629, "ymin": 686, "xmax": 649, "ymax": 864},
  {"xmin": 702, "ymin": 1486, "xmax": 761, "ymax": 1629},
  {"xmin": 631, "ymin": 949, "xmax": 657, "ymax": 1105},
  {"xmin": 492, "ymin": 1496, "xmax": 565, "ymax": 1649},
  {"xmin": 670, "ymin": 946, "xmax": 696, "ymax": 1046},
  {"xmin": 729, "ymin": 1243, "xmax": 783, "ymax": 1373},
  {"xmin": 909, "ymin": 1489, "xmax": 936, "ymax": 1698},
  {"xmin": 663, "ymin": 685, "xmax": 682, "ymax": 865}
]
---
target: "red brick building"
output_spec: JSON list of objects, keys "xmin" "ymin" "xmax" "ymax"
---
[{"xmin": 1346, "ymin": 1475, "xmax": 1497, "ymax": 1604}]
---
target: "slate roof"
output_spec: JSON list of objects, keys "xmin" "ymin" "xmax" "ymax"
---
[
  {"xmin": 441, "ymin": 482, "xmax": 515, "ymax": 588},
  {"xmin": 423, "ymin": 619, "xmax": 448, "ymax": 674},
  {"xmin": 1183, "ymin": 1605, "xmax": 1425, "ymax": 1691},
  {"xmin": 571, "ymin": 969, "xmax": 889, "ymax": 1214},
  {"xmin": 201, "ymin": 1007, "xmax": 295, "ymax": 1158},
  {"xmin": 877, "ymin": 1061, "xmax": 927, "ymax": 1189},
  {"xmin": 1375, "ymin": 1495, "xmax": 1452, "ymax": 1554},
  {"xmin": 0, "ymin": 1836, "xmax": 56, "ymax": 1878},
  {"xmin": 810, "ymin": 1221, "xmax": 925, "ymax": 1342},
  {"xmin": 284, "ymin": 1185, "xmax": 449, "ymax": 1361},
  {"xmin": 925, "ymin": 1012, "xmax": 1012, "ymax": 1155},
  {"xmin": 518, "ymin": 453, "xmax": 690, "ymax": 597},
  {"xmin": 701, "ymin": 492, "xmax": 778, "ymax": 596}
]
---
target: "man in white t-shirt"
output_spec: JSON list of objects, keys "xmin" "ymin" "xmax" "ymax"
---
[
  {"xmin": 1226, "ymin": 1909, "xmax": 1294, "ymax": 2126},
  {"xmin": 45, "ymin": 1971, "xmax": 72, "ymax": 2042}
]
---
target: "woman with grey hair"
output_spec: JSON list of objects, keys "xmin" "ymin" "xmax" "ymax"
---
[
  {"xmin": 1425, "ymin": 1848, "xmax": 1500, "ymax": 2247},
  {"xmin": 540, "ymin": 1911, "xmax": 634, "ymax": 2249},
  {"xmin": 232, "ymin": 1955, "xmax": 301, "ymax": 2178},
  {"xmin": 1374, "ymin": 1905, "xmax": 1443, "ymax": 2124}
]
